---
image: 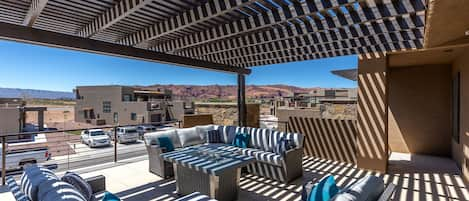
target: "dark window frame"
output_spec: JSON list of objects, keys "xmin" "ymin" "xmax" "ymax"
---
[{"xmin": 103, "ymin": 101, "xmax": 111, "ymax": 113}]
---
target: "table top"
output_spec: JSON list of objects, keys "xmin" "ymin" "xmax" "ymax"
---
[{"xmin": 160, "ymin": 144, "xmax": 255, "ymax": 176}]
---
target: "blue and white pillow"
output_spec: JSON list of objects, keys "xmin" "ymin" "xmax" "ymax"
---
[
  {"xmin": 37, "ymin": 179, "xmax": 87, "ymax": 201},
  {"xmin": 20, "ymin": 165, "xmax": 59, "ymax": 201},
  {"xmin": 61, "ymin": 172, "xmax": 93, "ymax": 201},
  {"xmin": 207, "ymin": 130, "xmax": 222, "ymax": 143},
  {"xmin": 274, "ymin": 137, "xmax": 296, "ymax": 156},
  {"xmin": 309, "ymin": 175, "xmax": 339, "ymax": 201}
]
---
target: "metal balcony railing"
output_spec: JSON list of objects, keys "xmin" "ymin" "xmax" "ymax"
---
[{"xmin": 0, "ymin": 120, "xmax": 181, "ymax": 186}]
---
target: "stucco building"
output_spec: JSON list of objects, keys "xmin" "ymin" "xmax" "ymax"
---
[{"xmin": 74, "ymin": 86, "xmax": 193, "ymax": 126}]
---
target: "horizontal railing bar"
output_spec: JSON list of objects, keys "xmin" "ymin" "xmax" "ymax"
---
[{"xmin": 0, "ymin": 120, "xmax": 182, "ymax": 138}]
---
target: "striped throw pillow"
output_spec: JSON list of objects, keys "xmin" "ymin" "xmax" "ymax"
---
[
  {"xmin": 37, "ymin": 179, "xmax": 87, "ymax": 201},
  {"xmin": 61, "ymin": 172, "xmax": 93, "ymax": 201},
  {"xmin": 207, "ymin": 130, "xmax": 222, "ymax": 143},
  {"xmin": 274, "ymin": 137, "xmax": 295, "ymax": 156},
  {"xmin": 20, "ymin": 165, "xmax": 59, "ymax": 201}
]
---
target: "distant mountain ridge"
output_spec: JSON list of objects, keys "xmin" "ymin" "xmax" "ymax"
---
[
  {"xmin": 142, "ymin": 84, "xmax": 317, "ymax": 99},
  {"xmin": 0, "ymin": 87, "xmax": 74, "ymax": 99},
  {"xmin": 0, "ymin": 84, "xmax": 327, "ymax": 100}
]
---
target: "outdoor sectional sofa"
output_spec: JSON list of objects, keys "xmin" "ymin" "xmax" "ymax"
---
[{"xmin": 144, "ymin": 125, "xmax": 304, "ymax": 183}]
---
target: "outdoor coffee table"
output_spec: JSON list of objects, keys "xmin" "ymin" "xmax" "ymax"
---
[{"xmin": 161, "ymin": 144, "xmax": 255, "ymax": 201}]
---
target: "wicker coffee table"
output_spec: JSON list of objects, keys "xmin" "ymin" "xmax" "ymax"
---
[{"xmin": 161, "ymin": 144, "xmax": 255, "ymax": 201}]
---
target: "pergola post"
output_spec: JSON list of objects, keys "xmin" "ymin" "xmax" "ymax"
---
[{"xmin": 237, "ymin": 73, "xmax": 247, "ymax": 127}]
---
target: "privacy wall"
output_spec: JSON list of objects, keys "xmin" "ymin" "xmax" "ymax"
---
[{"xmin": 288, "ymin": 116, "xmax": 357, "ymax": 164}]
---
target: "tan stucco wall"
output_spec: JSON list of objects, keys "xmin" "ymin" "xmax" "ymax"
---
[
  {"xmin": 183, "ymin": 114, "xmax": 213, "ymax": 128},
  {"xmin": 194, "ymin": 103, "xmax": 259, "ymax": 127},
  {"xmin": 75, "ymin": 86, "xmax": 168, "ymax": 125},
  {"xmin": 276, "ymin": 108, "xmax": 321, "ymax": 131},
  {"xmin": 0, "ymin": 108, "xmax": 20, "ymax": 134},
  {"xmin": 388, "ymin": 64, "xmax": 452, "ymax": 156},
  {"xmin": 356, "ymin": 56, "xmax": 388, "ymax": 172},
  {"xmin": 452, "ymin": 51, "xmax": 469, "ymax": 182}
]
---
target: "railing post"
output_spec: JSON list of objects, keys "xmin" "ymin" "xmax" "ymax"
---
[
  {"xmin": 2, "ymin": 136, "xmax": 6, "ymax": 186},
  {"xmin": 114, "ymin": 126, "xmax": 118, "ymax": 163}
]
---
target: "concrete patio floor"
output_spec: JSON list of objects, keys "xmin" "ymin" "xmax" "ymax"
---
[{"xmin": 1, "ymin": 154, "xmax": 467, "ymax": 201}]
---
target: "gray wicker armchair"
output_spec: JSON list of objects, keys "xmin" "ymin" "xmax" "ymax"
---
[{"xmin": 145, "ymin": 144, "xmax": 174, "ymax": 179}]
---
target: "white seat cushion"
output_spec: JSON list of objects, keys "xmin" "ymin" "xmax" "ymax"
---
[
  {"xmin": 195, "ymin": 125, "xmax": 215, "ymax": 141},
  {"xmin": 144, "ymin": 129, "xmax": 182, "ymax": 148},
  {"xmin": 177, "ymin": 127, "xmax": 204, "ymax": 147}
]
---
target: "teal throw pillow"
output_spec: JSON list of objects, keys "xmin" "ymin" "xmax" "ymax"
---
[
  {"xmin": 158, "ymin": 136, "xmax": 174, "ymax": 152},
  {"xmin": 232, "ymin": 132, "xmax": 250, "ymax": 148},
  {"xmin": 309, "ymin": 175, "xmax": 339, "ymax": 201},
  {"xmin": 101, "ymin": 191, "xmax": 121, "ymax": 201}
]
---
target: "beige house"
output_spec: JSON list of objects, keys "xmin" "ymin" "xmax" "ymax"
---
[
  {"xmin": 0, "ymin": 99, "xmax": 46, "ymax": 140},
  {"xmin": 74, "ymin": 86, "xmax": 192, "ymax": 126}
]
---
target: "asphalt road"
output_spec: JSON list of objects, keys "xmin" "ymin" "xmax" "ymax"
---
[{"xmin": 44, "ymin": 140, "xmax": 148, "ymax": 172}]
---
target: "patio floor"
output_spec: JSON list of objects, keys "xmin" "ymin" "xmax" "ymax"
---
[{"xmin": 1, "ymin": 154, "xmax": 467, "ymax": 201}]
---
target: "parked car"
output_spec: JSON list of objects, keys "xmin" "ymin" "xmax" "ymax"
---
[
  {"xmin": 110, "ymin": 126, "xmax": 139, "ymax": 144},
  {"xmin": 137, "ymin": 125, "xmax": 157, "ymax": 140},
  {"xmin": 0, "ymin": 144, "xmax": 51, "ymax": 171},
  {"xmin": 81, "ymin": 129, "xmax": 111, "ymax": 148}
]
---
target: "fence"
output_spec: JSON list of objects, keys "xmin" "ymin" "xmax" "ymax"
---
[{"xmin": 0, "ymin": 120, "xmax": 181, "ymax": 185}]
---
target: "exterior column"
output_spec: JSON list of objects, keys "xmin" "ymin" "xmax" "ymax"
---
[
  {"xmin": 237, "ymin": 73, "xmax": 247, "ymax": 127},
  {"xmin": 38, "ymin": 110, "xmax": 44, "ymax": 131},
  {"xmin": 356, "ymin": 55, "xmax": 389, "ymax": 172}
]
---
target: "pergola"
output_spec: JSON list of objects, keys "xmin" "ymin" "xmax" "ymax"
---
[{"xmin": 0, "ymin": 0, "xmax": 427, "ymax": 126}]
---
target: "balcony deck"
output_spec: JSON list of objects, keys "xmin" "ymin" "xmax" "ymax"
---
[{"xmin": 1, "ymin": 153, "xmax": 467, "ymax": 201}]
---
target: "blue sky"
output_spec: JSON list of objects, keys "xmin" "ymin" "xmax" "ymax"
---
[{"xmin": 0, "ymin": 40, "xmax": 357, "ymax": 92}]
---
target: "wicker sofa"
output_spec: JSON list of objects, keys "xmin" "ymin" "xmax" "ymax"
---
[{"xmin": 144, "ymin": 125, "xmax": 304, "ymax": 183}]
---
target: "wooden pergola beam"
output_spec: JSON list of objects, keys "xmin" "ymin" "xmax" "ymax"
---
[
  {"xmin": 118, "ymin": 0, "xmax": 257, "ymax": 47},
  {"xmin": 0, "ymin": 22, "xmax": 250, "ymax": 75},
  {"xmin": 77, "ymin": 0, "xmax": 154, "ymax": 38},
  {"xmin": 23, "ymin": 0, "xmax": 48, "ymax": 27}
]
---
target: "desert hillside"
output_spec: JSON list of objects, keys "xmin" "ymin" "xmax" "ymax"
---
[
  {"xmin": 0, "ymin": 85, "xmax": 320, "ymax": 100},
  {"xmin": 142, "ymin": 84, "xmax": 316, "ymax": 100}
]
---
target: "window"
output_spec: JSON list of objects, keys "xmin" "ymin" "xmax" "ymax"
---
[
  {"xmin": 325, "ymin": 90, "xmax": 336, "ymax": 97},
  {"xmin": 131, "ymin": 113, "xmax": 137, "ymax": 121},
  {"xmin": 113, "ymin": 112, "xmax": 118, "ymax": 124},
  {"xmin": 103, "ymin": 101, "xmax": 111, "ymax": 113},
  {"xmin": 123, "ymin": 94, "xmax": 131, "ymax": 101}
]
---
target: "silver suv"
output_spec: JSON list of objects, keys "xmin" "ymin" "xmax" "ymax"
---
[{"xmin": 109, "ymin": 126, "xmax": 139, "ymax": 144}]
